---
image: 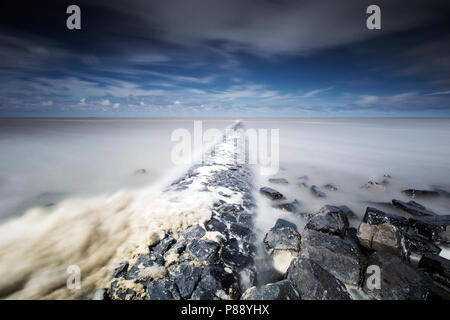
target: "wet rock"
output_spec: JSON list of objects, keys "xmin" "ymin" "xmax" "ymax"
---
[
  {"xmin": 357, "ymin": 223, "xmax": 403, "ymax": 257},
  {"xmin": 402, "ymin": 189, "xmax": 440, "ymax": 199},
  {"xmin": 230, "ymin": 223, "xmax": 255, "ymax": 242},
  {"xmin": 362, "ymin": 180, "xmax": 388, "ymax": 190},
  {"xmin": 238, "ymin": 213, "xmax": 253, "ymax": 228},
  {"xmin": 419, "ymin": 254, "xmax": 450, "ymax": 288},
  {"xmin": 179, "ymin": 225, "xmax": 206, "ymax": 239},
  {"xmin": 191, "ymin": 287, "xmax": 221, "ymax": 300},
  {"xmin": 339, "ymin": 205, "xmax": 356, "ymax": 219},
  {"xmin": 392, "ymin": 199, "xmax": 437, "ymax": 217},
  {"xmin": 301, "ymin": 229, "xmax": 360, "ymax": 285},
  {"xmin": 275, "ymin": 200, "xmax": 300, "ymax": 213},
  {"xmin": 297, "ymin": 182, "xmax": 308, "ymax": 188},
  {"xmin": 259, "ymin": 187, "xmax": 284, "ymax": 200},
  {"xmin": 151, "ymin": 236, "xmax": 175, "ymax": 258},
  {"xmin": 287, "ymin": 258, "xmax": 351, "ymax": 300},
  {"xmin": 323, "ymin": 184, "xmax": 338, "ymax": 191},
  {"xmin": 205, "ymin": 217, "xmax": 227, "ymax": 233},
  {"xmin": 269, "ymin": 178, "xmax": 289, "ymax": 184},
  {"xmin": 310, "ymin": 185, "xmax": 326, "ymax": 198},
  {"xmin": 146, "ymin": 278, "xmax": 181, "ymax": 300},
  {"xmin": 186, "ymin": 239, "xmax": 220, "ymax": 263},
  {"xmin": 306, "ymin": 205, "xmax": 349, "ymax": 237},
  {"xmin": 241, "ymin": 279, "xmax": 300, "ymax": 300},
  {"xmin": 167, "ymin": 262, "xmax": 203, "ymax": 299},
  {"xmin": 274, "ymin": 218, "xmax": 297, "ymax": 231},
  {"xmin": 298, "ymin": 175, "xmax": 308, "ymax": 180},
  {"xmin": 362, "ymin": 252, "xmax": 432, "ymax": 300},
  {"xmin": 409, "ymin": 215, "xmax": 450, "ymax": 244},
  {"xmin": 264, "ymin": 221, "xmax": 301, "ymax": 255},
  {"xmin": 401, "ymin": 233, "xmax": 441, "ymax": 257},
  {"xmin": 221, "ymin": 238, "xmax": 253, "ymax": 270},
  {"xmin": 196, "ymin": 264, "xmax": 241, "ymax": 299},
  {"xmin": 113, "ymin": 261, "xmax": 129, "ymax": 278},
  {"xmin": 363, "ymin": 207, "xmax": 409, "ymax": 231}
]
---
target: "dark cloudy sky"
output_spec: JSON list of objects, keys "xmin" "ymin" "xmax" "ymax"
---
[{"xmin": 1, "ymin": 0, "xmax": 450, "ymax": 117}]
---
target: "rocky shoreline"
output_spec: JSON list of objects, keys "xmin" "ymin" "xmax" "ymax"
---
[{"xmin": 99, "ymin": 123, "xmax": 449, "ymax": 301}]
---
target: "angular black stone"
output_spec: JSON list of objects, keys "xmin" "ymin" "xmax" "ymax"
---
[
  {"xmin": 363, "ymin": 207, "xmax": 409, "ymax": 231},
  {"xmin": 363, "ymin": 252, "xmax": 432, "ymax": 300},
  {"xmin": 230, "ymin": 223, "xmax": 254, "ymax": 242},
  {"xmin": 179, "ymin": 225, "xmax": 206, "ymax": 239},
  {"xmin": 242, "ymin": 279, "xmax": 300, "ymax": 300},
  {"xmin": 191, "ymin": 287, "xmax": 220, "ymax": 300},
  {"xmin": 305, "ymin": 205, "xmax": 349, "ymax": 236},
  {"xmin": 264, "ymin": 220, "xmax": 301, "ymax": 254},
  {"xmin": 197, "ymin": 264, "xmax": 240, "ymax": 298},
  {"xmin": 221, "ymin": 238, "xmax": 253, "ymax": 270},
  {"xmin": 274, "ymin": 218, "xmax": 297, "ymax": 231},
  {"xmin": 205, "ymin": 217, "xmax": 227, "ymax": 233},
  {"xmin": 186, "ymin": 239, "xmax": 220, "ymax": 263},
  {"xmin": 401, "ymin": 232, "xmax": 441, "ymax": 256},
  {"xmin": 392, "ymin": 199, "xmax": 437, "ymax": 217},
  {"xmin": 268, "ymin": 178, "xmax": 288, "ymax": 184},
  {"xmin": 259, "ymin": 187, "xmax": 284, "ymax": 200},
  {"xmin": 275, "ymin": 200, "xmax": 300, "ymax": 213},
  {"xmin": 238, "ymin": 213, "xmax": 253, "ymax": 228},
  {"xmin": 145, "ymin": 278, "xmax": 181, "ymax": 300},
  {"xmin": 113, "ymin": 261, "xmax": 129, "ymax": 278},
  {"xmin": 287, "ymin": 258, "xmax": 351, "ymax": 300},
  {"xmin": 167, "ymin": 262, "xmax": 203, "ymax": 299},
  {"xmin": 402, "ymin": 189, "xmax": 440, "ymax": 199},
  {"xmin": 409, "ymin": 215, "xmax": 450, "ymax": 243},
  {"xmin": 310, "ymin": 185, "xmax": 326, "ymax": 198},
  {"xmin": 419, "ymin": 254, "xmax": 450, "ymax": 288},
  {"xmin": 323, "ymin": 184, "xmax": 338, "ymax": 191},
  {"xmin": 300, "ymin": 229, "xmax": 360, "ymax": 285}
]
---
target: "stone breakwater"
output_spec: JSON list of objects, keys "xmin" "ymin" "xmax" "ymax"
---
[{"xmin": 105, "ymin": 123, "xmax": 257, "ymax": 300}]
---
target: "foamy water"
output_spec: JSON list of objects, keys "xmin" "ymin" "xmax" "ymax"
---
[{"xmin": 0, "ymin": 118, "xmax": 449, "ymax": 299}]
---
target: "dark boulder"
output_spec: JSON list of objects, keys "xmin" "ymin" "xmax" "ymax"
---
[
  {"xmin": 275, "ymin": 200, "xmax": 300, "ymax": 213},
  {"xmin": 392, "ymin": 199, "xmax": 437, "ymax": 217},
  {"xmin": 230, "ymin": 223, "xmax": 255, "ymax": 242},
  {"xmin": 167, "ymin": 262, "xmax": 203, "ymax": 299},
  {"xmin": 274, "ymin": 218, "xmax": 297, "ymax": 231},
  {"xmin": 401, "ymin": 232, "xmax": 441, "ymax": 257},
  {"xmin": 310, "ymin": 185, "xmax": 326, "ymax": 198},
  {"xmin": 362, "ymin": 252, "xmax": 432, "ymax": 300},
  {"xmin": 409, "ymin": 215, "xmax": 450, "ymax": 244},
  {"xmin": 145, "ymin": 278, "xmax": 181, "ymax": 300},
  {"xmin": 205, "ymin": 217, "xmax": 227, "ymax": 233},
  {"xmin": 179, "ymin": 224, "xmax": 206, "ymax": 239},
  {"xmin": 221, "ymin": 238, "xmax": 253, "ymax": 270},
  {"xmin": 419, "ymin": 254, "xmax": 450, "ymax": 288},
  {"xmin": 259, "ymin": 187, "xmax": 284, "ymax": 200},
  {"xmin": 323, "ymin": 184, "xmax": 338, "ymax": 191},
  {"xmin": 363, "ymin": 207, "xmax": 409, "ymax": 231},
  {"xmin": 269, "ymin": 178, "xmax": 289, "ymax": 184},
  {"xmin": 264, "ymin": 221, "xmax": 301, "ymax": 254},
  {"xmin": 339, "ymin": 205, "xmax": 356, "ymax": 219},
  {"xmin": 238, "ymin": 213, "xmax": 253, "ymax": 228},
  {"xmin": 357, "ymin": 223, "xmax": 403, "ymax": 257},
  {"xmin": 402, "ymin": 189, "xmax": 440, "ymax": 199},
  {"xmin": 300, "ymin": 229, "xmax": 360, "ymax": 285},
  {"xmin": 287, "ymin": 258, "xmax": 351, "ymax": 300},
  {"xmin": 186, "ymin": 239, "xmax": 220, "ymax": 263},
  {"xmin": 305, "ymin": 205, "xmax": 349, "ymax": 237},
  {"xmin": 112, "ymin": 261, "xmax": 129, "ymax": 278},
  {"xmin": 241, "ymin": 279, "xmax": 300, "ymax": 300},
  {"xmin": 196, "ymin": 264, "xmax": 241, "ymax": 299}
]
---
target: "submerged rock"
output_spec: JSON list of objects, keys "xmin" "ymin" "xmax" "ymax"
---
[
  {"xmin": 241, "ymin": 280, "xmax": 300, "ymax": 300},
  {"xmin": 409, "ymin": 215, "xmax": 450, "ymax": 244},
  {"xmin": 259, "ymin": 187, "xmax": 284, "ymax": 200},
  {"xmin": 419, "ymin": 254, "xmax": 450, "ymax": 288},
  {"xmin": 402, "ymin": 189, "xmax": 440, "ymax": 199},
  {"xmin": 275, "ymin": 200, "xmax": 300, "ymax": 213},
  {"xmin": 392, "ymin": 199, "xmax": 437, "ymax": 217},
  {"xmin": 287, "ymin": 258, "xmax": 351, "ymax": 300},
  {"xmin": 300, "ymin": 229, "xmax": 360, "ymax": 285},
  {"xmin": 269, "ymin": 178, "xmax": 289, "ymax": 184},
  {"xmin": 363, "ymin": 207, "xmax": 409, "ymax": 231},
  {"xmin": 323, "ymin": 184, "xmax": 338, "ymax": 191},
  {"xmin": 263, "ymin": 219, "xmax": 301, "ymax": 274},
  {"xmin": 362, "ymin": 252, "xmax": 432, "ymax": 300},
  {"xmin": 362, "ymin": 180, "xmax": 388, "ymax": 190},
  {"xmin": 305, "ymin": 205, "xmax": 349, "ymax": 237},
  {"xmin": 310, "ymin": 185, "xmax": 326, "ymax": 198}
]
